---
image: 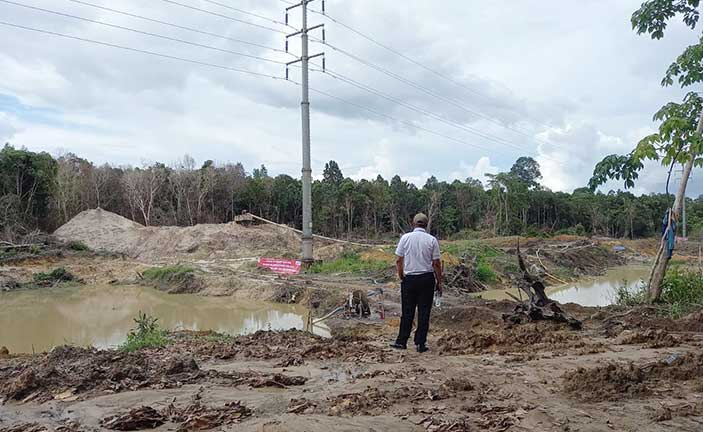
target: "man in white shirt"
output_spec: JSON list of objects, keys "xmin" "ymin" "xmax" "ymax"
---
[{"xmin": 390, "ymin": 213, "xmax": 443, "ymax": 353}]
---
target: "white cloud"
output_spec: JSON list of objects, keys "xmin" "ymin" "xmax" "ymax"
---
[
  {"xmin": 536, "ymin": 124, "xmax": 629, "ymax": 192},
  {"xmin": 0, "ymin": 0, "xmax": 697, "ymax": 194},
  {"xmin": 449, "ymin": 157, "xmax": 499, "ymax": 185}
]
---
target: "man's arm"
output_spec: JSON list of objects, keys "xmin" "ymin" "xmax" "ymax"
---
[
  {"xmin": 396, "ymin": 256, "xmax": 405, "ymax": 281},
  {"xmin": 432, "ymin": 259, "xmax": 443, "ymax": 295},
  {"xmin": 432, "ymin": 238, "xmax": 442, "ymax": 294}
]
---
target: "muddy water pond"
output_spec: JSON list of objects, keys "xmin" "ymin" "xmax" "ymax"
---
[
  {"xmin": 479, "ymin": 265, "xmax": 650, "ymax": 307},
  {"xmin": 0, "ymin": 285, "xmax": 329, "ymax": 354}
]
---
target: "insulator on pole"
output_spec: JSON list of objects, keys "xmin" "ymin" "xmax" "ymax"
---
[
  {"xmin": 285, "ymin": 12, "xmax": 289, "ymax": 25},
  {"xmin": 322, "ymin": 0, "xmax": 326, "ymax": 14},
  {"xmin": 322, "ymin": 28, "xmax": 326, "ymax": 42},
  {"xmin": 286, "ymin": 67, "xmax": 289, "ymax": 80},
  {"xmin": 322, "ymin": 57, "xmax": 326, "ymax": 71},
  {"xmin": 285, "ymin": 40, "xmax": 289, "ymax": 52}
]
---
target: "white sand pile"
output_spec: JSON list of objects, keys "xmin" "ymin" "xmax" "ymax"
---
[{"xmin": 53, "ymin": 209, "xmax": 301, "ymax": 261}]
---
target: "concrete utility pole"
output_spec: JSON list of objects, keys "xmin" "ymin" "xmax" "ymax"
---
[{"xmin": 285, "ymin": 0, "xmax": 325, "ymax": 264}]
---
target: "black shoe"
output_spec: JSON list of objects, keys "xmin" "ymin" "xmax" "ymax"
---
[
  {"xmin": 416, "ymin": 344, "xmax": 429, "ymax": 353},
  {"xmin": 389, "ymin": 342, "xmax": 407, "ymax": 350}
]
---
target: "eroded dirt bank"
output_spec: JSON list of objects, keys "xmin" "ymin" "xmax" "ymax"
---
[{"xmin": 3, "ymin": 299, "xmax": 703, "ymax": 432}]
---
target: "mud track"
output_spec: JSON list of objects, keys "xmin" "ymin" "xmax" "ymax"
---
[{"xmin": 3, "ymin": 297, "xmax": 703, "ymax": 431}]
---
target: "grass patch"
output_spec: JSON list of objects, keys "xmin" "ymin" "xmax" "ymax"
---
[
  {"xmin": 310, "ymin": 251, "xmax": 389, "ymax": 274},
  {"xmin": 141, "ymin": 265, "xmax": 202, "ymax": 293},
  {"xmin": 67, "ymin": 241, "xmax": 90, "ymax": 251},
  {"xmin": 32, "ymin": 267, "xmax": 80, "ymax": 286},
  {"xmin": 142, "ymin": 265, "xmax": 195, "ymax": 282},
  {"xmin": 120, "ymin": 311, "xmax": 168, "ymax": 352},
  {"xmin": 442, "ymin": 240, "xmax": 501, "ymax": 259},
  {"xmin": 442, "ymin": 240, "xmax": 506, "ymax": 284},
  {"xmin": 615, "ymin": 267, "xmax": 703, "ymax": 318},
  {"xmin": 476, "ymin": 261, "xmax": 497, "ymax": 283}
]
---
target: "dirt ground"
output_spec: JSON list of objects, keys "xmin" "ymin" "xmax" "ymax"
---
[
  {"xmin": 4, "ymin": 213, "xmax": 703, "ymax": 430},
  {"xmin": 3, "ymin": 276, "xmax": 703, "ymax": 431}
]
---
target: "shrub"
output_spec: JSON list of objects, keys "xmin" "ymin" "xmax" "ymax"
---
[
  {"xmin": 475, "ymin": 261, "xmax": 497, "ymax": 283},
  {"xmin": 141, "ymin": 265, "xmax": 202, "ymax": 293},
  {"xmin": 615, "ymin": 268, "xmax": 703, "ymax": 318},
  {"xmin": 67, "ymin": 241, "xmax": 90, "ymax": 251},
  {"xmin": 33, "ymin": 267, "xmax": 79, "ymax": 285},
  {"xmin": 614, "ymin": 279, "xmax": 648, "ymax": 307},
  {"xmin": 120, "ymin": 311, "xmax": 168, "ymax": 352},
  {"xmin": 659, "ymin": 267, "xmax": 703, "ymax": 318}
]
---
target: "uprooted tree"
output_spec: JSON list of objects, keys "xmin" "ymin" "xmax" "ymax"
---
[{"xmin": 589, "ymin": 0, "xmax": 703, "ymax": 302}]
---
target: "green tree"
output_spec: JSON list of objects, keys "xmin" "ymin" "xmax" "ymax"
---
[
  {"xmin": 0, "ymin": 144, "xmax": 57, "ymax": 235},
  {"xmin": 589, "ymin": 0, "xmax": 703, "ymax": 301},
  {"xmin": 510, "ymin": 156, "xmax": 542, "ymax": 189}
]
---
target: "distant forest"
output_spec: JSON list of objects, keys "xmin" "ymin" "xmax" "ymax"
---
[{"xmin": 1, "ymin": 143, "xmax": 699, "ymax": 242}]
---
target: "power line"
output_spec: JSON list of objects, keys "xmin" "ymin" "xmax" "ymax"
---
[
  {"xmin": 0, "ymin": 20, "xmax": 287, "ymax": 80},
  {"xmin": 63, "ymin": 0, "xmax": 291, "ymax": 55},
  {"xmin": 157, "ymin": 0, "xmax": 288, "ymax": 34},
  {"xmin": 313, "ymin": 66, "xmax": 564, "ymax": 163},
  {"xmin": 0, "ymin": 19, "xmax": 547, "ymax": 174},
  {"xmin": 307, "ymin": 85, "xmax": 497, "ymax": 156},
  {"xmin": 0, "ymin": 0, "xmax": 287, "ymax": 65},
  {"xmin": 311, "ymin": 7, "xmax": 555, "ymax": 131},
  {"xmin": 311, "ymin": 36, "xmax": 555, "ymax": 149},
  {"xmin": 198, "ymin": 0, "xmax": 293, "ymax": 29}
]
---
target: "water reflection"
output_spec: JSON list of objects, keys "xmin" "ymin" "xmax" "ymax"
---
[
  {"xmin": 477, "ymin": 266, "xmax": 650, "ymax": 307},
  {"xmin": 549, "ymin": 266, "xmax": 649, "ymax": 307},
  {"xmin": 0, "ymin": 285, "xmax": 328, "ymax": 353}
]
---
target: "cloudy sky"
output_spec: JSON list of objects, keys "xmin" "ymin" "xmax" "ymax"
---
[{"xmin": 0, "ymin": 0, "xmax": 700, "ymax": 194}]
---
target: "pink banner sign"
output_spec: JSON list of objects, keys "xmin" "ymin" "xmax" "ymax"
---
[{"xmin": 258, "ymin": 257, "xmax": 302, "ymax": 275}]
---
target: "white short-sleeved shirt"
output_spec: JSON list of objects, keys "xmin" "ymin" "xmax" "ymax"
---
[{"xmin": 395, "ymin": 228, "xmax": 441, "ymax": 275}]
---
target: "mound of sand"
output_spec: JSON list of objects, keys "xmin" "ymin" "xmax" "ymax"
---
[{"xmin": 53, "ymin": 209, "xmax": 301, "ymax": 261}]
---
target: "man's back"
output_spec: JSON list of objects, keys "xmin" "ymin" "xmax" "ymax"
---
[{"xmin": 396, "ymin": 228, "xmax": 440, "ymax": 275}]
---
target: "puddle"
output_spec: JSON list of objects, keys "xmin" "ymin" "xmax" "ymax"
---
[
  {"xmin": 478, "ymin": 266, "xmax": 650, "ymax": 307},
  {"xmin": 0, "ymin": 284, "xmax": 329, "ymax": 354}
]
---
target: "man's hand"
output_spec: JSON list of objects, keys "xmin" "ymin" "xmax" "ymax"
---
[
  {"xmin": 396, "ymin": 256, "xmax": 405, "ymax": 281},
  {"xmin": 432, "ymin": 258, "xmax": 443, "ymax": 295}
]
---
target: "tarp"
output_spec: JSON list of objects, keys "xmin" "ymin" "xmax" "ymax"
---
[{"xmin": 258, "ymin": 257, "xmax": 302, "ymax": 275}]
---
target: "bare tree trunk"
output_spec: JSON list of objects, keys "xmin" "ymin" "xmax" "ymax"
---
[{"xmin": 649, "ymin": 110, "xmax": 703, "ymax": 301}]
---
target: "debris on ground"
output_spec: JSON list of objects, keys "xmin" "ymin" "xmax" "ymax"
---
[
  {"xmin": 0, "ymin": 345, "xmax": 306, "ymax": 403},
  {"xmin": 416, "ymin": 416, "xmax": 472, "ymax": 432},
  {"xmin": 502, "ymin": 242, "xmax": 582, "ymax": 330},
  {"xmin": 436, "ymin": 322, "xmax": 601, "ymax": 356},
  {"xmin": 615, "ymin": 329, "xmax": 684, "ymax": 348},
  {"xmin": 101, "ymin": 396, "xmax": 252, "ymax": 431},
  {"xmin": 101, "ymin": 406, "xmax": 165, "ymax": 431},
  {"xmin": 163, "ymin": 399, "xmax": 252, "ymax": 431},
  {"xmin": 563, "ymin": 352, "xmax": 703, "ymax": 401},
  {"xmin": 171, "ymin": 330, "xmax": 388, "ymax": 364},
  {"xmin": 444, "ymin": 255, "xmax": 487, "ymax": 295},
  {"xmin": 287, "ymin": 398, "xmax": 318, "ymax": 414}
]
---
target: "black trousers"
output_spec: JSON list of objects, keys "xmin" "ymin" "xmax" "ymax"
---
[{"xmin": 396, "ymin": 272, "xmax": 435, "ymax": 346}]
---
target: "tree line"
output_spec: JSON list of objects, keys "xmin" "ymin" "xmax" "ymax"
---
[{"xmin": 1, "ymin": 143, "xmax": 698, "ymax": 242}]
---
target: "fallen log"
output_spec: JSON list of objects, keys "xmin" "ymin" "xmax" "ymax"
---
[{"xmin": 502, "ymin": 240, "xmax": 582, "ymax": 330}]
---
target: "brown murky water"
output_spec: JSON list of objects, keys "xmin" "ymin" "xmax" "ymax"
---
[
  {"xmin": 0, "ymin": 285, "xmax": 328, "ymax": 354},
  {"xmin": 478, "ymin": 265, "xmax": 650, "ymax": 307}
]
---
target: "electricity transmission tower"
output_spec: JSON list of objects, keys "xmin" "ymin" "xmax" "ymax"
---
[{"xmin": 285, "ymin": 0, "xmax": 325, "ymax": 264}]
